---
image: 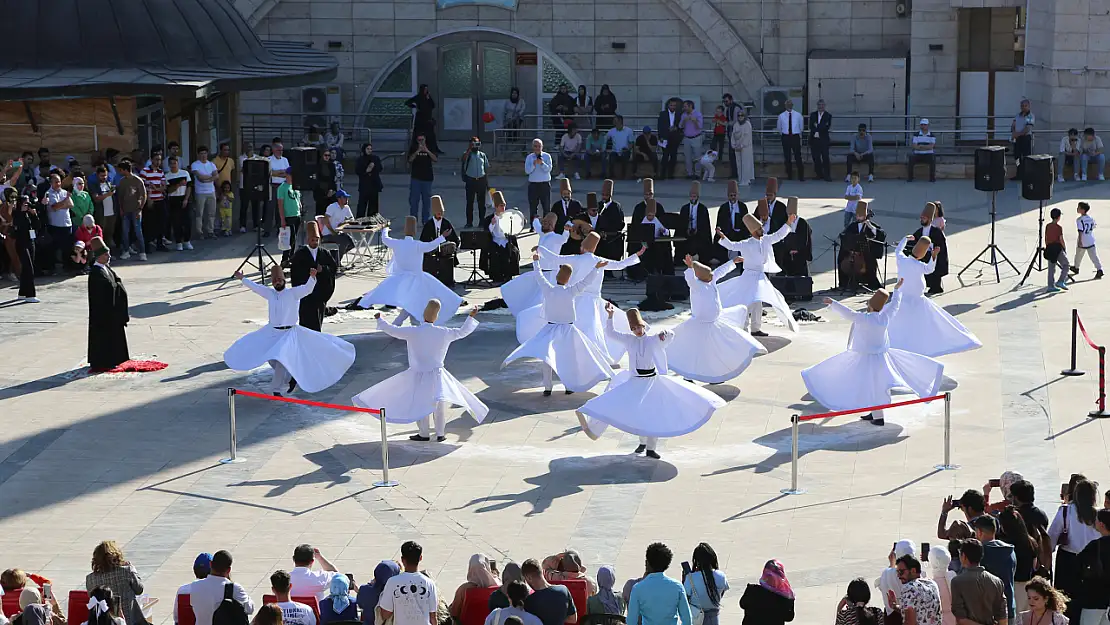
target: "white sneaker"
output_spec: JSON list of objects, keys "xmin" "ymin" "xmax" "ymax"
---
[
  {"xmin": 868, "ymin": 174, "xmax": 874, "ymax": 182},
  {"xmin": 184, "ymin": 241, "xmax": 194, "ymax": 250},
  {"xmin": 1057, "ymin": 176, "xmax": 1065, "ymax": 182},
  {"xmin": 573, "ymin": 172, "xmax": 580, "ymax": 180},
  {"xmin": 239, "ymin": 227, "xmax": 247, "ymax": 234},
  {"xmin": 175, "ymin": 243, "xmax": 183, "ymax": 251},
  {"xmin": 706, "ymin": 177, "xmax": 715, "ymax": 183},
  {"xmin": 23, "ymin": 297, "xmax": 39, "ymax": 303},
  {"xmin": 555, "ymin": 173, "xmax": 566, "ymax": 180},
  {"xmin": 1100, "ymin": 174, "xmax": 1106, "ymax": 181},
  {"xmin": 1075, "ymin": 174, "xmax": 1082, "ymax": 181},
  {"xmin": 138, "ymin": 253, "xmax": 147, "ymax": 261},
  {"xmin": 162, "ymin": 237, "xmax": 173, "ymax": 246},
  {"xmin": 1082, "ymin": 174, "xmax": 1088, "ymax": 181},
  {"xmin": 120, "ymin": 251, "xmax": 131, "ymax": 260}
]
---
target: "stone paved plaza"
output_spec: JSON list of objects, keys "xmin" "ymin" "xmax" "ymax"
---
[{"xmin": 2, "ymin": 174, "xmax": 1109, "ymax": 623}]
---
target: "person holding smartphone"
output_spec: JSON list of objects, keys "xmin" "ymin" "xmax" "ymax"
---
[
  {"xmin": 683, "ymin": 543, "xmax": 729, "ymax": 625},
  {"xmin": 408, "ymin": 134, "xmax": 437, "ymax": 223}
]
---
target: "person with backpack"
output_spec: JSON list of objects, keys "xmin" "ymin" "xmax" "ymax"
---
[{"xmin": 190, "ymin": 551, "xmax": 255, "ymax": 625}]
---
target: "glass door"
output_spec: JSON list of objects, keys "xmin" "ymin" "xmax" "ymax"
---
[
  {"xmin": 480, "ymin": 44, "xmax": 514, "ymax": 141},
  {"xmin": 136, "ymin": 101, "xmax": 166, "ymax": 158},
  {"xmin": 439, "ymin": 44, "xmax": 476, "ymax": 141}
]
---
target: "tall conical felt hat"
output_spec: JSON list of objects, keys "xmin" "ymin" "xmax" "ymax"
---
[
  {"xmin": 642, "ymin": 178, "xmax": 654, "ymax": 195},
  {"xmin": 626, "ymin": 307, "xmax": 645, "ymax": 328},
  {"xmin": 692, "ymin": 260, "xmax": 713, "ymax": 282},
  {"xmin": 868, "ymin": 289, "xmax": 890, "ymax": 312},
  {"xmin": 690, "ymin": 180, "xmax": 700, "ymax": 197},
  {"xmin": 404, "ymin": 215, "xmax": 418, "ymax": 237},
  {"xmin": 423, "ymin": 299, "xmax": 442, "ymax": 323},
  {"xmin": 87, "ymin": 235, "xmax": 109, "ymax": 257},
  {"xmin": 556, "ymin": 263, "xmax": 573, "ymax": 283},
  {"xmin": 786, "ymin": 196, "xmax": 799, "ymax": 215},
  {"xmin": 602, "ymin": 179, "xmax": 614, "ymax": 198},
  {"xmin": 431, "ymin": 195, "xmax": 445, "ymax": 214},
  {"xmin": 855, "ymin": 199, "xmax": 869, "ymax": 220},
  {"xmin": 582, "ymin": 231, "xmax": 601, "ymax": 252},
  {"xmin": 645, "ymin": 198, "xmax": 657, "ymax": 214},
  {"xmin": 765, "ymin": 177, "xmax": 778, "ymax": 195},
  {"xmin": 491, "ymin": 190, "xmax": 506, "ymax": 206},
  {"xmin": 586, "ymin": 192, "xmax": 598, "ymax": 209},
  {"xmin": 913, "ymin": 236, "xmax": 932, "ymax": 260},
  {"xmin": 727, "ymin": 180, "xmax": 739, "ymax": 196},
  {"xmin": 742, "ymin": 213, "xmax": 762, "ymax": 233},
  {"xmin": 755, "ymin": 198, "xmax": 769, "ymax": 220},
  {"xmin": 921, "ymin": 202, "xmax": 937, "ymax": 222},
  {"xmin": 560, "ymin": 178, "xmax": 572, "ymax": 194}
]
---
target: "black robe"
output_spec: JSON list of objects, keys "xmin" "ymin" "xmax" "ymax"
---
[
  {"xmin": 714, "ymin": 202, "xmax": 750, "ymax": 263},
  {"xmin": 88, "ymin": 264, "xmax": 130, "ymax": 370},
  {"xmin": 291, "ymin": 245, "xmax": 338, "ymax": 331},
  {"xmin": 911, "ymin": 225, "xmax": 948, "ymax": 289},
  {"xmin": 596, "ymin": 200, "xmax": 625, "ymax": 260},
  {"xmin": 767, "ymin": 199, "xmax": 789, "ymax": 232},
  {"xmin": 673, "ymin": 202, "xmax": 713, "ymax": 264},
  {"xmin": 478, "ymin": 213, "xmax": 520, "ymax": 283},
  {"xmin": 775, "ymin": 216, "xmax": 813, "ymax": 277},
  {"xmin": 837, "ymin": 220, "xmax": 886, "ymax": 290},
  {"xmin": 560, "ymin": 213, "xmax": 591, "ymax": 256},
  {"xmin": 627, "ymin": 200, "xmax": 672, "ymax": 279},
  {"xmin": 420, "ymin": 217, "xmax": 461, "ymax": 287},
  {"xmin": 549, "ymin": 198, "xmax": 580, "ymax": 233}
]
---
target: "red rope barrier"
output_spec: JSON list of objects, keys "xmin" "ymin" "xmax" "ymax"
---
[
  {"xmin": 1076, "ymin": 313, "xmax": 1100, "ymax": 351},
  {"xmin": 797, "ymin": 394, "xmax": 946, "ymax": 422},
  {"xmin": 232, "ymin": 388, "xmax": 381, "ymax": 415}
]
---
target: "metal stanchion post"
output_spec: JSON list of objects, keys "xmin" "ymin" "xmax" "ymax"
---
[
  {"xmin": 781, "ymin": 415, "xmax": 805, "ymax": 495},
  {"xmin": 373, "ymin": 408, "xmax": 399, "ymax": 487},
  {"xmin": 1090, "ymin": 347, "xmax": 1109, "ymax": 418},
  {"xmin": 935, "ymin": 393, "xmax": 959, "ymax": 470},
  {"xmin": 220, "ymin": 388, "xmax": 245, "ymax": 464},
  {"xmin": 1063, "ymin": 309, "xmax": 1086, "ymax": 376}
]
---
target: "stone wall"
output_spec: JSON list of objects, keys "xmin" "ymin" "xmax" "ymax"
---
[{"xmin": 1025, "ymin": 0, "xmax": 1110, "ymax": 130}]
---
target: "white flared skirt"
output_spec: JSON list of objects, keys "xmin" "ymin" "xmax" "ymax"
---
[
  {"xmin": 514, "ymin": 296, "xmax": 630, "ymax": 364},
  {"xmin": 351, "ymin": 367, "xmax": 489, "ymax": 424},
  {"xmin": 357, "ymin": 270, "xmax": 463, "ymax": 324},
  {"xmin": 801, "ymin": 348, "xmax": 945, "ymax": 411},
  {"xmin": 719, "ymin": 271, "xmax": 799, "ymax": 332},
  {"xmin": 500, "ymin": 272, "xmax": 542, "ymax": 314},
  {"xmin": 502, "ymin": 322, "xmax": 612, "ymax": 392},
  {"xmin": 668, "ymin": 306, "xmax": 767, "ymax": 383},
  {"xmin": 224, "ymin": 326, "xmax": 356, "ymax": 393},
  {"xmin": 576, "ymin": 371, "xmax": 726, "ymax": 438},
  {"xmin": 887, "ymin": 294, "xmax": 982, "ymax": 358}
]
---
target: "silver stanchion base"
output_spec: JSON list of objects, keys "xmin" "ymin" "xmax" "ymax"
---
[
  {"xmin": 220, "ymin": 457, "xmax": 246, "ymax": 464},
  {"xmin": 373, "ymin": 480, "xmax": 399, "ymax": 487},
  {"xmin": 935, "ymin": 464, "xmax": 961, "ymax": 470},
  {"xmin": 1088, "ymin": 410, "xmax": 1110, "ymax": 419},
  {"xmin": 780, "ymin": 488, "xmax": 806, "ymax": 495},
  {"xmin": 1061, "ymin": 369, "xmax": 1086, "ymax": 376}
]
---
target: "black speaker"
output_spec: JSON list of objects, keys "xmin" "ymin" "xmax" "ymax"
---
[
  {"xmin": 1022, "ymin": 154, "xmax": 1054, "ymax": 201},
  {"xmin": 768, "ymin": 275, "xmax": 813, "ymax": 301},
  {"xmin": 241, "ymin": 158, "xmax": 271, "ymax": 201},
  {"xmin": 974, "ymin": 146, "xmax": 1007, "ymax": 192},
  {"xmin": 287, "ymin": 147, "xmax": 319, "ymax": 191},
  {"xmin": 638, "ymin": 275, "xmax": 689, "ymax": 311}
]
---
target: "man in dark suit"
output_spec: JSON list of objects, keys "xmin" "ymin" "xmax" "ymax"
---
[
  {"xmin": 549, "ymin": 177, "xmax": 580, "ymax": 232},
  {"xmin": 290, "ymin": 221, "xmax": 337, "ymax": 332},
  {"xmin": 675, "ymin": 180, "xmax": 712, "ymax": 264},
  {"xmin": 596, "ymin": 178, "xmax": 625, "ymax": 260},
  {"xmin": 628, "ymin": 178, "xmax": 671, "ymax": 279},
  {"xmin": 809, "ymin": 99, "xmax": 833, "ymax": 181},
  {"xmin": 420, "ymin": 197, "xmax": 461, "ymax": 287},
  {"xmin": 714, "ymin": 179, "xmax": 749, "ymax": 263},
  {"xmin": 86, "ymin": 236, "xmax": 130, "ymax": 371},
  {"xmin": 657, "ymin": 98, "xmax": 683, "ymax": 180},
  {"xmin": 912, "ymin": 202, "xmax": 948, "ymax": 294}
]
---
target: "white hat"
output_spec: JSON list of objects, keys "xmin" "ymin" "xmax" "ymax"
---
[{"xmin": 919, "ymin": 118, "xmax": 930, "ymax": 125}]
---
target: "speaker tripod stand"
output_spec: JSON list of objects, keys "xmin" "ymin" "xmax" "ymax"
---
[
  {"xmin": 229, "ymin": 193, "xmax": 278, "ymax": 285},
  {"xmin": 958, "ymin": 190, "xmax": 1018, "ymax": 283},
  {"xmin": 1018, "ymin": 200, "xmax": 1047, "ymax": 287}
]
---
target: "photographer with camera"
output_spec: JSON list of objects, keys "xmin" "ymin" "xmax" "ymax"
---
[
  {"xmin": 408, "ymin": 133, "xmax": 437, "ymax": 223},
  {"xmin": 938, "ymin": 490, "xmax": 986, "ymax": 542},
  {"xmin": 461, "ymin": 137, "xmax": 489, "ymax": 228}
]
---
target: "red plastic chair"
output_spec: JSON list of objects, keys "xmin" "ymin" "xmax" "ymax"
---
[
  {"xmin": 2, "ymin": 593, "xmax": 22, "ymax": 618},
  {"xmin": 551, "ymin": 579, "xmax": 589, "ymax": 625},
  {"xmin": 261, "ymin": 595, "xmax": 320, "ymax": 622},
  {"xmin": 67, "ymin": 590, "xmax": 90, "ymax": 625},
  {"xmin": 177, "ymin": 594, "xmax": 196, "ymax": 625},
  {"xmin": 458, "ymin": 586, "xmax": 498, "ymax": 625}
]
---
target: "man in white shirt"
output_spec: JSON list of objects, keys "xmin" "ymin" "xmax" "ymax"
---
[
  {"xmin": 379, "ymin": 541, "xmax": 438, "ymax": 625},
  {"xmin": 189, "ymin": 550, "xmax": 254, "ymax": 625},
  {"xmin": 270, "ymin": 570, "xmax": 317, "ymax": 625},
  {"xmin": 525, "ymin": 138, "xmax": 553, "ymax": 223},
  {"xmin": 907, "ymin": 119, "xmax": 937, "ymax": 182},
  {"xmin": 289, "ymin": 544, "xmax": 339, "ymax": 601},
  {"xmin": 191, "ymin": 146, "xmax": 219, "ymax": 238},
  {"xmin": 1058, "ymin": 128, "xmax": 1082, "ymax": 182},
  {"xmin": 1080, "ymin": 127, "xmax": 1106, "ymax": 181},
  {"xmin": 172, "ymin": 553, "xmax": 212, "ymax": 625},
  {"xmin": 776, "ymin": 99, "xmax": 805, "ymax": 181},
  {"xmin": 605, "ymin": 114, "xmax": 636, "ymax": 179},
  {"xmin": 843, "ymin": 171, "xmax": 864, "ymax": 229},
  {"xmin": 268, "ymin": 142, "xmax": 291, "ymax": 235},
  {"xmin": 318, "ymin": 189, "xmax": 355, "ymax": 261}
]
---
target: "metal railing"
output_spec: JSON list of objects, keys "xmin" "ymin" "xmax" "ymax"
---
[{"xmin": 239, "ymin": 113, "xmax": 372, "ymax": 151}]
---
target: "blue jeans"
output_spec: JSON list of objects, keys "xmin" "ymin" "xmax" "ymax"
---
[
  {"xmin": 409, "ymin": 178, "xmax": 432, "ymax": 222},
  {"xmin": 1081, "ymin": 153, "xmax": 1106, "ymax": 177},
  {"xmin": 121, "ymin": 212, "xmax": 145, "ymax": 253}
]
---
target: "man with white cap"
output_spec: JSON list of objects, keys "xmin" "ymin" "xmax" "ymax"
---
[
  {"xmin": 908, "ymin": 119, "xmax": 937, "ymax": 182},
  {"xmin": 317, "ymin": 189, "xmax": 355, "ymax": 262},
  {"xmin": 716, "ymin": 211, "xmax": 800, "ymax": 336}
]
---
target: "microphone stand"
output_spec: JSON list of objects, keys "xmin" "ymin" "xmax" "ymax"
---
[
  {"xmin": 867, "ymin": 237, "xmax": 895, "ymax": 286},
  {"xmin": 822, "ymin": 234, "xmax": 840, "ymax": 290}
]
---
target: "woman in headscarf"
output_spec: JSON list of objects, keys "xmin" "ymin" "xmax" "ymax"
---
[
  {"xmin": 449, "ymin": 554, "xmax": 501, "ymax": 620},
  {"xmin": 928, "ymin": 544, "xmax": 957, "ymax": 625},
  {"xmin": 405, "ymin": 85, "xmax": 440, "ymax": 154},
  {"xmin": 729, "ymin": 109, "xmax": 755, "ymax": 186},
  {"xmin": 739, "ymin": 560, "xmax": 795, "ymax": 625},
  {"xmin": 320, "ymin": 574, "xmax": 358, "ymax": 624},
  {"xmin": 541, "ymin": 550, "xmax": 598, "ymax": 594},
  {"xmin": 876, "ymin": 539, "xmax": 918, "ymax": 617},
  {"xmin": 594, "ymin": 85, "xmax": 617, "ymax": 130},
  {"xmin": 834, "ymin": 578, "xmax": 883, "ymax": 625},
  {"xmin": 488, "ymin": 561, "xmax": 525, "ymax": 611},
  {"xmin": 12, "ymin": 587, "xmax": 64, "ymax": 625},
  {"xmin": 586, "ymin": 566, "xmax": 624, "ymax": 616},
  {"xmin": 549, "ymin": 84, "xmax": 575, "ymax": 143},
  {"xmin": 684, "ymin": 543, "xmax": 729, "ymax": 625},
  {"xmin": 574, "ymin": 85, "xmax": 594, "ymax": 128},
  {"xmin": 502, "ymin": 88, "xmax": 526, "ymax": 149},
  {"xmin": 356, "ymin": 560, "xmax": 400, "ymax": 625}
]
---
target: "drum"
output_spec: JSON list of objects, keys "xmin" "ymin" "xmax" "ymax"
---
[
  {"xmin": 439, "ymin": 241, "xmax": 458, "ymax": 255},
  {"xmin": 497, "ymin": 208, "xmax": 526, "ymax": 236}
]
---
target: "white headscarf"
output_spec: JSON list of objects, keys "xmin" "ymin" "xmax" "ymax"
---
[
  {"xmin": 466, "ymin": 554, "xmax": 500, "ymax": 588},
  {"xmin": 876, "ymin": 540, "xmax": 918, "ymax": 614}
]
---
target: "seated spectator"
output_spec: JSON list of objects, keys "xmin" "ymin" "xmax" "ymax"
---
[
  {"xmin": 951, "ymin": 538, "xmax": 1007, "ymax": 625},
  {"xmin": 521, "ymin": 559, "xmax": 575, "ymax": 625},
  {"xmin": 489, "ymin": 562, "xmax": 525, "ymax": 611},
  {"xmin": 606, "ymin": 115, "xmax": 636, "ymax": 180},
  {"xmin": 172, "ymin": 553, "xmax": 211, "ymax": 625},
  {"xmin": 1077, "ymin": 508, "xmax": 1110, "ymax": 623},
  {"xmin": 584, "ymin": 127, "xmax": 608, "ymax": 179},
  {"xmin": 378, "ymin": 542, "xmax": 438, "ymax": 625},
  {"xmin": 13, "ymin": 587, "xmax": 64, "ymax": 625},
  {"xmin": 541, "ymin": 551, "xmax": 598, "ymax": 595},
  {"xmin": 252, "ymin": 605, "xmax": 284, "ymax": 625},
  {"xmin": 876, "ymin": 540, "xmax": 919, "ymax": 616},
  {"xmin": 85, "ymin": 541, "xmax": 145, "ymax": 625},
  {"xmin": 557, "ymin": 124, "xmax": 585, "ymax": 180},
  {"xmin": 1059, "ymin": 128, "xmax": 1083, "ymax": 182},
  {"xmin": 1080, "ymin": 127, "xmax": 1105, "ymax": 181},
  {"xmin": 907, "ymin": 119, "xmax": 937, "ymax": 183},
  {"xmin": 271, "ymin": 571, "xmax": 317, "ymax": 625},
  {"xmin": 847, "ymin": 124, "xmax": 875, "ymax": 183},
  {"xmin": 633, "ymin": 126, "xmax": 659, "ymax": 181},
  {"xmin": 684, "ymin": 543, "xmax": 728, "ymax": 625},
  {"xmin": 82, "ymin": 587, "xmax": 123, "ymax": 625},
  {"xmin": 627, "ymin": 543, "xmax": 691, "ymax": 625},
  {"xmin": 318, "ymin": 190, "xmax": 356, "ymax": 263},
  {"xmin": 835, "ymin": 578, "xmax": 883, "ymax": 625},
  {"xmin": 449, "ymin": 554, "xmax": 500, "ymax": 620},
  {"xmin": 587, "ymin": 566, "xmax": 623, "ymax": 616},
  {"xmin": 927, "ymin": 546, "xmax": 957, "ymax": 625},
  {"xmin": 289, "ymin": 544, "xmax": 340, "ymax": 601},
  {"xmin": 484, "ymin": 581, "xmax": 541, "ymax": 625},
  {"xmin": 190, "ymin": 550, "xmax": 254, "ymax": 625},
  {"xmin": 1, "ymin": 570, "xmax": 51, "ymax": 595},
  {"xmin": 738, "ymin": 560, "xmax": 795, "ymax": 625},
  {"xmin": 1020, "ymin": 576, "xmax": 1069, "ymax": 625},
  {"xmin": 319, "ymin": 575, "xmax": 356, "ymax": 625},
  {"xmin": 938, "ymin": 489, "xmax": 985, "ymax": 541},
  {"xmin": 355, "ymin": 561, "xmax": 399, "ymax": 625}
]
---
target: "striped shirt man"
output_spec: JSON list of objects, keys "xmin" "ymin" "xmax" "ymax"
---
[{"xmin": 139, "ymin": 165, "xmax": 166, "ymax": 202}]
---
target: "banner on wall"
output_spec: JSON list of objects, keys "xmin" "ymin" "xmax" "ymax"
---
[{"xmin": 437, "ymin": 0, "xmax": 517, "ymax": 8}]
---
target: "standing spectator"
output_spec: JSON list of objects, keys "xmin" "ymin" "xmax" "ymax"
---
[
  {"xmin": 90, "ymin": 166, "xmax": 116, "ymax": 250},
  {"xmin": 998, "ymin": 507, "xmax": 1038, "ymax": 612},
  {"xmin": 271, "ymin": 571, "xmax": 317, "ymax": 625},
  {"xmin": 908, "ymin": 120, "xmax": 937, "ymax": 182},
  {"xmin": 658, "ymin": 98, "xmax": 683, "ymax": 180},
  {"xmin": 191, "ymin": 146, "xmax": 219, "ymax": 239},
  {"xmin": 407, "ymin": 134, "xmax": 436, "ymax": 223},
  {"xmin": 486, "ymin": 582, "xmax": 541, "ymax": 625},
  {"xmin": 116, "ymin": 161, "xmax": 148, "ymax": 260},
  {"xmin": 574, "ymin": 85, "xmax": 593, "ymax": 127},
  {"xmin": 605, "ymin": 115, "xmax": 635, "ymax": 179},
  {"xmin": 314, "ymin": 148, "xmax": 339, "ymax": 217},
  {"xmin": 289, "ymin": 544, "xmax": 339, "ymax": 602},
  {"xmin": 406, "ymin": 84, "xmax": 440, "ymax": 154},
  {"xmin": 722, "ymin": 93, "xmax": 742, "ymax": 179},
  {"xmin": 503, "ymin": 87, "xmax": 526, "ymax": 148},
  {"xmin": 1059, "ymin": 128, "xmax": 1083, "ymax": 182},
  {"xmin": 268, "ymin": 142, "xmax": 290, "ymax": 236},
  {"xmin": 890, "ymin": 554, "xmax": 942, "ymax": 625},
  {"xmin": 584, "ymin": 127, "xmax": 608, "ymax": 179},
  {"xmin": 277, "ymin": 170, "xmax": 302, "ymax": 266},
  {"xmin": 730, "ymin": 109, "xmax": 754, "ymax": 186},
  {"xmin": 172, "ymin": 553, "xmax": 211, "ymax": 625},
  {"xmin": 847, "ymin": 124, "xmax": 875, "ymax": 182},
  {"xmin": 521, "ymin": 558, "xmax": 576, "ymax": 625},
  {"xmin": 355, "ymin": 561, "xmax": 400, "ymax": 625},
  {"xmin": 878, "ymin": 541, "xmax": 921, "ymax": 616},
  {"xmin": 684, "ymin": 543, "xmax": 729, "ymax": 625},
  {"xmin": 70, "ymin": 177, "xmax": 94, "ymax": 226},
  {"xmin": 42, "ymin": 173, "xmax": 73, "ymax": 272},
  {"xmin": 139, "ymin": 150, "xmax": 167, "ymax": 252},
  {"xmin": 1045, "ymin": 207, "xmax": 1072, "ymax": 291},
  {"xmin": 634, "ymin": 127, "xmax": 660, "ymax": 181},
  {"xmin": 212, "ymin": 143, "xmax": 236, "ymax": 221},
  {"xmin": 1077, "ymin": 509, "xmax": 1110, "ymax": 624},
  {"xmin": 238, "ymin": 142, "xmax": 257, "ymax": 233},
  {"xmin": 1071, "ymin": 201, "xmax": 1103, "ymax": 279},
  {"xmin": 777, "ymin": 99, "xmax": 805, "ymax": 181},
  {"xmin": 626, "ymin": 543, "xmax": 691, "ymax": 625},
  {"xmin": 710, "ymin": 105, "xmax": 728, "ymax": 157},
  {"xmin": 448, "ymin": 555, "xmax": 500, "ymax": 621},
  {"xmin": 1080, "ymin": 128, "xmax": 1105, "ymax": 181},
  {"xmin": 587, "ymin": 566, "xmax": 624, "ymax": 616},
  {"xmin": 549, "ymin": 84, "xmax": 575, "ymax": 143},
  {"xmin": 165, "ymin": 156, "xmax": 193, "ymax": 250},
  {"xmin": 950, "ymin": 539, "xmax": 1007, "ymax": 625},
  {"xmin": 928, "ymin": 545, "xmax": 957, "ymax": 625},
  {"xmin": 525, "ymin": 138, "xmax": 553, "ymax": 222},
  {"xmin": 379, "ymin": 541, "xmax": 438, "ymax": 625},
  {"xmin": 12, "ymin": 193, "xmax": 39, "ymax": 302},
  {"xmin": 1009, "ymin": 479, "xmax": 1051, "ymax": 542},
  {"xmin": 461, "ymin": 137, "xmax": 490, "ymax": 227},
  {"xmin": 1049, "ymin": 478, "xmax": 1102, "ymax": 621},
  {"xmin": 835, "ymin": 578, "xmax": 883, "ymax": 625},
  {"xmin": 557, "ymin": 124, "xmax": 585, "ymax": 180},
  {"xmin": 355, "ymin": 143, "xmax": 382, "ymax": 218},
  {"xmin": 85, "ymin": 541, "xmax": 145, "ymax": 625},
  {"xmin": 324, "ymin": 122, "xmax": 345, "ymax": 162},
  {"xmin": 218, "ymin": 181, "xmax": 234, "ymax": 237},
  {"xmin": 190, "ymin": 550, "xmax": 254, "ymax": 625},
  {"xmin": 1011, "ymin": 98, "xmax": 1035, "ymax": 181},
  {"xmin": 1019, "ymin": 577, "xmax": 1069, "ymax": 625},
  {"xmin": 843, "ymin": 171, "xmax": 864, "ymax": 229},
  {"xmin": 739, "ymin": 560, "xmax": 795, "ymax": 625},
  {"xmin": 680, "ymin": 100, "xmax": 704, "ymax": 181},
  {"xmin": 331, "ymin": 148, "xmax": 344, "ymax": 191},
  {"xmin": 809, "ymin": 99, "xmax": 833, "ymax": 181},
  {"xmin": 594, "ymin": 84, "xmax": 617, "ymax": 130},
  {"xmin": 973, "ymin": 515, "xmax": 1017, "ymax": 620}
]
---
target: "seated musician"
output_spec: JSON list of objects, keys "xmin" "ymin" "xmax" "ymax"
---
[
  {"xmin": 627, "ymin": 178, "xmax": 672, "ymax": 279},
  {"xmin": 317, "ymin": 189, "xmax": 356, "ymax": 263},
  {"xmin": 479, "ymin": 191, "xmax": 521, "ymax": 284},
  {"xmin": 674, "ymin": 180, "xmax": 712, "ymax": 265},
  {"xmin": 421, "ymin": 196, "xmax": 461, "ymax": 287},
  {"xmin": 837, "ymin": 200, "xmax": 886, "ymax": 290},
  {"xmin": 596, "ymin": 179, "xmax": 625, "ymax": 261},
  {"xmin": 773, "ymin": 197, "xmax": 813, "ymax": 277}
]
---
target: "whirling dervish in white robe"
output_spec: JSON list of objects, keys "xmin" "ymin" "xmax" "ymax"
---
[
  {"xmin": 716, "ymin": 212, "xmax": 800, "ymax": 335},
  {"xmin": 668, "ymin": 255, "xmax": 767, "ymax": 383},
  {"xmin": 224, "ymin": 266, "xmax": 356, "ymax": 394},
  {"xmin": 357, "ymin": 209, "xmax": 463, "ymax": 325},
  {"xmin": 800, "ymin": 281, "xmax": 945, "ymax": 426},
  {"xmin": 502, "ymin": 256, "xmax": 613, "ymax": 394},
  {"xmin": 499, "ymin": 214, "xmax": 573, "ymax": 314},
  {"xmin": 352, "ymin": 300, "xmax": 488, "ymax": 442},
  {"xmin": 576, "ymin": 307, "xmax": 727, "ymax": 459},
  {"xmin": 887, "ymin": 235, "xmax": 982, "ymax": 358}
]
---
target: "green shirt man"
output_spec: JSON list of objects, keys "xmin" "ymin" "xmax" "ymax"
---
[{"xmin": 276, "ymin": 180, "xmax": 301, "ymax": 222}]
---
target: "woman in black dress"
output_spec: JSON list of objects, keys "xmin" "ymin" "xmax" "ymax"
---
[
  {"xmin": 406, "ymin": 84, "xmax": 441, "ymax": 153},
  {"xmin": 549, "ymin": 84, "xmax": 575, "ymax": 143},
  {"xmin": 594, "ymin": 84, "xmax": 618, "ymax": 130},
  {"xmin": 355, "ymin": 143, "xmax": 383, "ymax": 218},
  {"xmin": 314, "ymin": 148, "xmax": 339, "ymax": 216},
  {"xmin": 739, "ymin": 560, "xmax": 795, "ymax": 625},
  {"xmin": 10, "ymin": 191, "xmax": 39, "ymax": 301}
]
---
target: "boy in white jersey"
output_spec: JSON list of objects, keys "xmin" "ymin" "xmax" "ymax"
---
[{"xmin": 1071, "ymin": 201, "xmax": 1104, "ymax": 279}]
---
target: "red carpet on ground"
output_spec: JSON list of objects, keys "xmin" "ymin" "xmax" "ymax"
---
[{"xmin": 90, "ymin": 360, "xmax": 169, "ymax": 373}]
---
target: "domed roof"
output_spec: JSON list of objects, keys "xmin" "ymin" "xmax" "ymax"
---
[{"xmin": 0, "ymin": 0, "xmax": 337, "ymax": 98}]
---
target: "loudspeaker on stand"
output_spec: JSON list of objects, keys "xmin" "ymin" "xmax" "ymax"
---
[
  {"xmin": 1022, "ymin": 154, "xmax": 1054, "ymax": 201},
  {"xmin": 974, "ymin": 146, "xmax": 1007, "ymax": 192},
  {"xmin": 287, "ymin": 147, "xmax": 319, "ymax": 191}
]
